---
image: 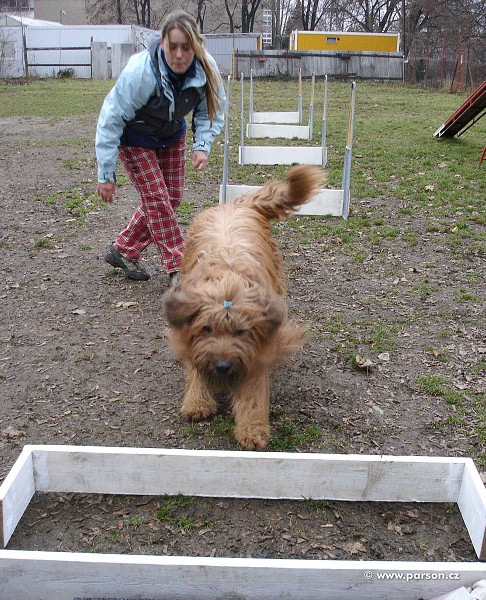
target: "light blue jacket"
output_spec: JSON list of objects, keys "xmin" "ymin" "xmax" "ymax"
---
[{"xmin": 96, "ymin": 43, "xmax": 225, "ymax": 183}]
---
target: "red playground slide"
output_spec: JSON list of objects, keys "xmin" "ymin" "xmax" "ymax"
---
[{"xmin": 434, "ymin": 80, "xmax": 486, "ymax": 138}]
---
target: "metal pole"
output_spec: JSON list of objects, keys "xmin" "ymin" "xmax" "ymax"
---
[
  {"xmin": 298, "ymin": 69, "xmax": 302, "ymax": 124},
  {"xmin": 321, "ymin": 74, "xmax": 328, "ymax": 167},
  {"xmin": 220, "ymin": 75, "xmax": 232, "ymax": 205},
  {"xmin": 308, "ymin": 73, "xmax": 315, "ymax": 140},
  {"xmin": 249, "ymin": 68, "xmax": 253, "ymax": 122},
  {"xmin": 342, "ymin": 81, "xmax": 356, "ymax": 220},
  {"xmin": 402, "ymin": 0, "xmax": 406, "ymax": 82},
  {"xmin": 240, "ymin": 72, "xmax": 245, "ymax": 151}
]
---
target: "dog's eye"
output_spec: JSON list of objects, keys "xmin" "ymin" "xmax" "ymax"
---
[
  {"xmin": 202, "ymin": 325, "xmax": 213, "ymax": 334},
  {"xmin": 235, "ymin": 329, "xmax": 246, "ymax": 337}
]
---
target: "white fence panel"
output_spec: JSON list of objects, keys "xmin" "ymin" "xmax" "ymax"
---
[
  {"xmin": 0, "ymin": 27, "xmax": 24, "ymax": 77},
  {"xmin": 205, "ymin": 33, "xmax": 262, "ymax": 75}
]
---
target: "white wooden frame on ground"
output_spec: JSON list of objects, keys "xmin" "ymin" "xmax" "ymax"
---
[
  {"xmin": 249, "ymin": 68, "xmax": 303, "ymax": 124},
  {"xmin": 0, "ymin": 446, "xmax": 485, "ymax": 600},
  {"xmin": 247, "ymin": 71, "xmax": 315, "ymax": 139},
  {"xmin": 221, "ymin": 78, "xmax": 355, "ymax": 219}
]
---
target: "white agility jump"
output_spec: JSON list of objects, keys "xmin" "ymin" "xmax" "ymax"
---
[
  {"xmin": 249, "ymin": 68, "xmax": 303, "ymax": 124},
  {"xmin": 247, "ymin": 70, "xmax": 315, "ymax": 140},
  {"xmin": 239, "ymin": 73, "xmax": 329, "ymax": 165},
  {"xmin": 220, "ymin": 76, "xmax": 356, "ymax": 219}
]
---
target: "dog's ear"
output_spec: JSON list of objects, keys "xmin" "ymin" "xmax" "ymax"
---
[
  {"xmin": 164, "ymin": 285, "xmax": 200, "ymax": 327},
  {"xmin": 263, "ymin": 295, "xmax": 287, "ymax": 330}
]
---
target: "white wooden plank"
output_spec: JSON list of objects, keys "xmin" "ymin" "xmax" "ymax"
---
[
  {"xmin": 219, "ymin": 184, "xmax": 260, "ymax": 203},
  {"xmin": 1, "ymin": 447, "xmax": 485, "ymax": 598},
  {"xmin": 0, "ymin": 447, "xmax": 35, "ymax": 547},
  {"xmin": 247, "ymin": 123, "xmax": 311, "ymax": 139},
  {"xmin": 251, "ymin": 111, "xmax": 300, "ymax": 124},
  {"xmin": 297, "ymin": 189, "xmax": 343, "ymax": 216},
  {"xmin": 239, "ymin": 145, "xmax": 325, "ymax": 165},
  {"xmin": 28, "ymin": 446, "xmax": 466, "ymax": 503},
  {"xmin": 0, "ymin": 551, "xmax": 484, "ymax": 600},
  {"xmin": 219, "ymin": 185, "xmax": 344, "ymax": 217},
  {"xmin": 457, "ymin": 458, "xmax": 486, "ymax": 560}
]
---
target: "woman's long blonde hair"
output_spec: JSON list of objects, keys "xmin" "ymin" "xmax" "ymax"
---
[{"xmin": 161, "ymin": 10, "xmax": 222, "ymax": 124}]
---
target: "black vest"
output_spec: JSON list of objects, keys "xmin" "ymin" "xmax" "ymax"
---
[{"xmin": 123, "ymin": 37, "xmax": 203, "ymax": 140}]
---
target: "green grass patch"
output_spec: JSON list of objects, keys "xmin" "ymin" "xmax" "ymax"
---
[
  {"xmin": 317, "ymin": 313, "xmax": 399, "ymax": 359},
  {"xmin": 35, "ymin": 188, "xmax": 106, "ymax": 223},
  {"xmin": 268, "ymin": 418, "xmax": 324, "ymax": 451},
  {"xmin": 177, "ymin": 200, "xmax": 198, "ymax": 225},
  {"xmin": 416, "ymin": 374, "xmax": 463, "ymax": 405},
  {"xmin": 0, "ymin": 79, "xmax": 113, "ymax": 118},
  {"xmin": 417, "ymin": 374, "xmax": 485, "ymax": 467},
  {"xmin": 154, "ymin": 496, "xmax": 198, "ymax": 532},
  {"xmin": 184, "ymin": 414, "xmax": 234, "ymax": 441},
  {"xmin": 34, "ymin": 237, "xmax": 54, "ymax": 249}
]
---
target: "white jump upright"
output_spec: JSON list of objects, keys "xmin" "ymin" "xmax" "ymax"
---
[
  {"xmin": 249, "ymin": 68, "xmax": 303, "ymax": 124},
  {"xmin": 247, "ymin": 71, "xmax": 315, "ymax": 140},
  {"xmin": 220, "ymin": 78, "xmax": 356, "ymax": 219},
  {"xmin": 341, "ymin": 80, "xmax": 356, "ymax": 219},
  {"xmin": 220, "ymin": 74, "xmax": 232, "ymax": 206}
]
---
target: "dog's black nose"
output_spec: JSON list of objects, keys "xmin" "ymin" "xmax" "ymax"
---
[{"xmin": 214, "ymin": 360, "xmax": 232, "ymax": 374}]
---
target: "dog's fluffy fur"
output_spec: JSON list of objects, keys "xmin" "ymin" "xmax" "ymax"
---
[{"xmin": 164, "ymin": 165, "xmax": 325, "ymax": 449}]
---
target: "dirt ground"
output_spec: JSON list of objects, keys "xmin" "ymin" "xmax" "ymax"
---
[{"xmin": 0, "ymin": 112, "xmax": 484, "ymax": 572}]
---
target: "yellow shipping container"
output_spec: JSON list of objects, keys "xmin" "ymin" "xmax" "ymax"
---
[{"xmin": 290, "ymin": 31, "xmax": 400, "ymax": 53}]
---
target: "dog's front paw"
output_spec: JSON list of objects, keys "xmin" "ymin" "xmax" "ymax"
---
[
  {"xmin": 181, "ymin": 398, "xmax": 217, "ymax": 421},
  {"xmin": 235, "ymin": 424, "xmax": 270, "ymax": 450}
]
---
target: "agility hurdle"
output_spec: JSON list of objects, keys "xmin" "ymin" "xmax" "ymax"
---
[
  {"xmin": 249, "ymin": 68, "xmax": 303, "ymax": 124},
  {"xmin": 221, "ymin": 78, "xmax": 355, "ymax": 219},
  {"xmin": 247, "ymin": 71, "xmax": 316, "ymax": 140},
  {"xmin": 0, "ymin": 445, "xmax": 485, "ymax": 599},
  {"xmin": 239, "ymin": 74, "xmax": 330, "ymax": 166}
]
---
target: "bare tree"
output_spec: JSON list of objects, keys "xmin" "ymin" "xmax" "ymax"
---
[
  {"xmin": 194, "ymin": 0, "xmax": 208, "ymax": 29},
  {"xmin": 300, "ymin": 0, "xmax": 327, "ymax": 30},
  {"xmin": 270, "ymin": 0, "xmax": 297, "ymax": 45},
  {"xmin": 242, "ymin": 0, "xmax": 262, "ymax": 32},
  {"xmin": 223, "ymin": 0, "xmax": 240, "ymax": 32},
  {"xmin": 133, "ymin": 0, "xmax": 151, "ymax": 27},
  {"xmin": 403, "ymin": 0, "xmax": 485, "ymax": 59},
  {"xmin": 85, "ymin": 0, "xmax": 166, "ymax": 28},
  {"xmin": 85, "ymin": 0, "xmax": 127, "ymax": 24},
  {"xmin": 331, "ymin": 0, "xmax": 401, "ymax": 32}
]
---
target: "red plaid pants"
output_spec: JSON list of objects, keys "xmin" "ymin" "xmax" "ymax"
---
[{"xmin": 114, "ymin": 133, "xmax": 186, "ymax": 274}]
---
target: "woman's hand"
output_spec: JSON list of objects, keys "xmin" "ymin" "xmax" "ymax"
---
[
  {"xmin": 97, "ymin": 181, "xmax": 116, "ymax": 203},
  {"xmin": 191, "ymin": 150, "xmax": 208, "ymax": 171}
]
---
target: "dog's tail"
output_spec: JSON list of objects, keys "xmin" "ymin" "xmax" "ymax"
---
[{"xmin": 236, "ymin": 165, "xmax": 326, "ymax": 221}]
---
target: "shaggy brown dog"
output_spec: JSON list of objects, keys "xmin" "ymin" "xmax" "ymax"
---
[{"xmin": 164, "ymin": 165, "xmax": 325, "ymax": 449}]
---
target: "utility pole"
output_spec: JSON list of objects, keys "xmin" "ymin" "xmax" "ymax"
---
[
  {"xmin": 402, "ymin": 0, "xmax": 406, "ymax": 82},
  {"xmin": 402, "ymin": 0, "xmax": 406, "ymax": 57}
]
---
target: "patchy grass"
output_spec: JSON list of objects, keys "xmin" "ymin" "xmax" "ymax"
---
[
  {"xmin": 34, "ymin": 237, "xmax": 54, "ymax": 249},
  {"xmin": 268, "ymin": 419, "xmax": 324, "ymax": 451},
  {"xmin": 418, "ymin": 374, "xmax": 485, "ymax": 467},
  {"xmin": 0, "ymin": 79, "xmax": 113, "ymax": 117},
  {"xmin": 35, "ymin": 188, "xmax": 106, "ymax": 223},
  {"xmin": 154, "ymin": 496, "xmax": 199, "ymax": 532}
]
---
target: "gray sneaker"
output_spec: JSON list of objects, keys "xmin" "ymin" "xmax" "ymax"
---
[
  {"xmin": 104, "ymin": 244, "xmax": 150, "ymax": 281},
  {"xmin": 169, "ymin": 271, "xmax": 180, "ymax": 286}
]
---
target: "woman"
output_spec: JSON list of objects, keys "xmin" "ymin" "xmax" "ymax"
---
[{"xmin": 96, "ymin": 10, "xmax": 225, "ymax": 284}]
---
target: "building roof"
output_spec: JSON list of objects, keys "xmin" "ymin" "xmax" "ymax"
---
[{"xmin": 4, "ymin": 14, "xmax": 64, "ymax": 27}]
